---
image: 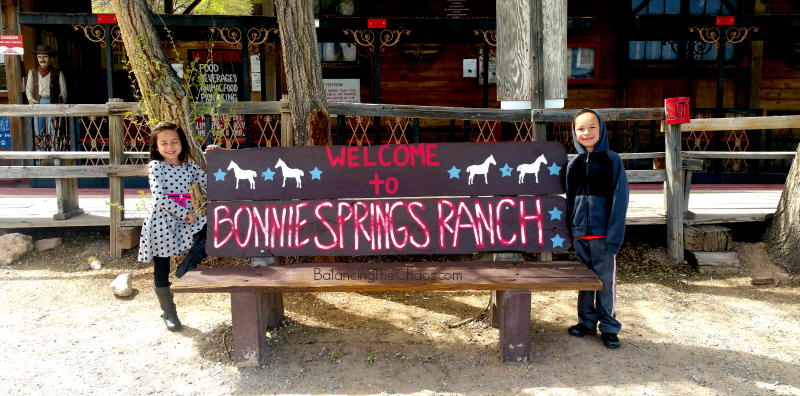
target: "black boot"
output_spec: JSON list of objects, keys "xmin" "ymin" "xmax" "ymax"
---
[
  {"xmin": 176, "ymin": 237, "xmax": 207, "ymax": 279},
  {"xmin": 154, "ymin": 285, "xmax": 182, "ymax": 332}
]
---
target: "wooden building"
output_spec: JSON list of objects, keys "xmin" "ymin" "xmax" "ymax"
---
[{"xmin": 1, "ymin": 0, "xmax": 798, "ymax": 184}]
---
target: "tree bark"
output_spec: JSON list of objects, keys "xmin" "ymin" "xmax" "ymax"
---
[
  {"xmin": 274, "ymin": 0, "xmax": 331, "ymax": 147},
  {"xmin": 110, "ymin": 0, "xmax": 205, "ymax": 170},
  {"xmin": 765, "ymin": 144, "xmax": 800, "ymax": 273}
]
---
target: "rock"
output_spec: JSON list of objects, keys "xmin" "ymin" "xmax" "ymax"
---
[
  {"xmin": 76, "ymin": 262, "xmax": 91, "ymax": 271},
  {"xmin": 79, "ymin": 250, "xmax": 95, "ymax": 261},
  {"xmin": 34, "ymin": 237, "xmax": 62, "ymax": 252},
  {"xmin": 751, "ymin": 276, "xmax": 775, "ymax": 286},
  {"xmin": 691, "ymin": 251, "xmax": 742, "ymax": 275},
  {"xmin": 110, "ymin": 274, "xmax": 133, "ymax": 297},
  {"xmin": 116, "ymin": 226, "xmax": 141, "ymax": 249},
  {"xmin": 0, "ymin": 233, "xmax": 34, "ymax": 265},
  {"xmin": 684, "ymin": 225, "xmax": 733, "ymax": 252}
]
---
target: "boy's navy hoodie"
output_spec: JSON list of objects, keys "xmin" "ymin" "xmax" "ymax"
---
[{"xmin": 565, "ymin": 109, "xmax": 629, "ymax": 255}]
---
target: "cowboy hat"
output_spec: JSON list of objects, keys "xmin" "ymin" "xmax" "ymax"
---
[{"xmin": 33, "ymin": 45, "xmax": 57, "ymax": 56}]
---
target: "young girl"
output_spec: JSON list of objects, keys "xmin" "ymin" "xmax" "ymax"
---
[{"xmin": 138, "ymin": 121, "xmax": 215, "ymax": 332}]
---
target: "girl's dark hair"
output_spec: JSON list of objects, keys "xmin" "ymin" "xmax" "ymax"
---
[{"xmin": 149, "ymin": 121, "xmax": 195, "ymax": 163}]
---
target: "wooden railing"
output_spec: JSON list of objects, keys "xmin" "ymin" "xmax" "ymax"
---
[{"xmin": 0, "ymin": 101, "xmax": 798, "ymax": 263}]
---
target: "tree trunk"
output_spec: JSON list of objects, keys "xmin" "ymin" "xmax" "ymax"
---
[
  {"xmin": 275, "ymin": 0, "xmax": 333, "ymax": 263},
  {"xmin": 110, "ymin": 0, "xmax": 205, "ymax": 170},
  {"xmin": 765, "ymin": 144, "xmax": 800, "ymax": 273},
  {"xmin": 274, "ymin": 0, "xmax": 331, "ymax": 147}
]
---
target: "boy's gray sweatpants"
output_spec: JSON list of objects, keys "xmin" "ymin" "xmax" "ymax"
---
[{"xmin": 574, "ymin": 237, "xmax": 621, "ymax": 334}]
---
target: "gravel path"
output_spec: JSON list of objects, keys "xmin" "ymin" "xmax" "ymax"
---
[{"xmin": 0, "ymin": 227, "xmax": 798, "ymax": 396}]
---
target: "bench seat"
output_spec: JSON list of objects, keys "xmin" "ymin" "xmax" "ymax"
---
[
  {"xmin": 171, "ymin": 261, "xmax": 601, "ymax": 367},
  {"xmin": 170, "ymin": 261, "xmax": 602, "ymax": 294}
]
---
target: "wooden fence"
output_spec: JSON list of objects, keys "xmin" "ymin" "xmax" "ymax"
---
[{"xmin": 0, "ymin": 100, "xmax": 797, "ymax": 263}]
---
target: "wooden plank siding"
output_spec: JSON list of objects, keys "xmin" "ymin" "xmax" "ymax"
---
[{"xmin": 759, "ymin": 43, "xmax": 800, "ymax": 112}]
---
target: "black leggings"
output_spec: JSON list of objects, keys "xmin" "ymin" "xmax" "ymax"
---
[{"xmin": 153, "ymin": 225, "xmax": 206, "ymax": 288}]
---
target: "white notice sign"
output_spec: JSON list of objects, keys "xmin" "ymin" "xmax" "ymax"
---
[{"xmin": 323, "ymin": 79, "xmax": 360, "ymax": 103}]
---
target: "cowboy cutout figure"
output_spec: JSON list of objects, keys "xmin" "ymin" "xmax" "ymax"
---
[{"xmin": 25, "ymin": 45, "xmax": 68, "ymax": 140}]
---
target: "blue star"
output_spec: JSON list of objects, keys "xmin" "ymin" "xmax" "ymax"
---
[
  {"xmin": 213, "ymin": 168, "xmax": 227, "ymax": 181},
  {"xmin": 500, "ymin": 163, "xmax": 513, "ymax": 177},
  {"xmin": 309, "ymin": 167, "xmax": 323, "ymax": 180},
  {"xmin": 447, "ymin": 166, "xmax": 461, "ymax": 179},
  {"xmin": 548, "ymin": 207, "xmax": 562, "ymax": 221},
  {"xmin": 262, "ymin": 168, "xmax": 275, "ymax": 181},
  {"xmin": 551, "ymin": 234, "xmax": 565, "ymax": 248},
  {"xmin": 547, "ymin": 163, "xmax": 562, "ymax": 176}
]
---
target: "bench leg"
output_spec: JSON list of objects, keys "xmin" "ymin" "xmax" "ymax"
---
[
  {"xmin": 490, "ymin": 291, "xmax": 499, "ymax": 328},
  {"xmin": 251, "ymin": 257, "xmax": 285, "ymax": 328},
  {"xmin": 231, "ymin": 292, "xmax": 269, "ymax": 367},
  {"xmin": 262, "ymin": 292, "xmax": 284, "ymax": 328},
  {"xmin": 53, "ymin": 159, "xmax": 83, "ymax": 220},
  {"xmin": 498, "ymin": 290, "xmax": 531, "ymax": 364},
  {"xmin": 490, "ymin": 252, "xmax": 520, "ymax": 329}
]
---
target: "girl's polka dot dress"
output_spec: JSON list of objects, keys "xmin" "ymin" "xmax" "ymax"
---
[{"xmin": 138, "ymin": 160, "xmax": 207, "ymax": 263}]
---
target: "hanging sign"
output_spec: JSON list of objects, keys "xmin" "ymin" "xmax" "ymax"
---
[
  {"xmin": 716, "ymin": 16, "xmax": 735, "ymax": 26},
  {"xmin": 665, "ymin": 97, "xmax": 691, "ymax": 125},
  {"xmin": 0, "ymin": 35, "xmax": 23, "ymax": 55},
  {"xmin": 97, "ymin": 14, "xmax": 118, "ymax": 24},
  {"xmin": 323, "ymin": 79, "xmax": 360, "ymax": 103},
  {"xmin": 0, "ymin": 117, "xmax": 10, "ymax": 147},
  {"xmin": 188, "ymin": 49, "xmax": 244, "ymax": 102},
  {"xmin": 444, "ymin": 0, "xmax": 469, "ymax": 18},
  {"xmin": 367, "ymin": 19, "xmax": 386, "ymax": 28}
]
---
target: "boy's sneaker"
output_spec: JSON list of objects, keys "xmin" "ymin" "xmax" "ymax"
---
[
  {"xmin": 567, "ymin": 323, "xmax": 597, "ymax": 337},
  {"xmin": 601, "ymin": 333, "xmax": 620, "ymax": 349}
]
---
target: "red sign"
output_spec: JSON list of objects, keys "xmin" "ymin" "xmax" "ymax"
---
[
  {"xmin": 97, "ymin": 14, "xmax": 118, "ymax": 24},
  {"xmin": 716, "ymin": 16, "xmax": 735, "ymax": 26},
  {"xmin": 0, "ymin": 35, "xmax": 23, "ymax": 55},
  {"xmin": 665, "ymin": 97, "xmax": 691, "ymax": 125},
  {"xmin": 368, "ymin": 19, "xmax": 386, "ymax": 29}
]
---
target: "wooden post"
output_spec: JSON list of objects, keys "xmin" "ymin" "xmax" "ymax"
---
[
  {"xmin": 105, "ymin": 25, "xmax": 114, "ymax": 100},
  {"xmin": 53, "ymin": 158, "xmax": 84, "ymax": 220},
  {"xmin": 231, "ymin": 292, "xmax": 269, "ymax": 367},
  {"xmin": 531, "ymin": 0, "xmax": 552, "ymax": 262},
  {"xmin": 2, "ymin": 0, "xmax": 25, "ymax": 165},
  {"xmin": 747, "ymin": 0, "xmax": 765, "ymax": 109},
  {"xmin": 542, "ymin": 0, "xmax": 567, "ymax": 104},
  {"xmin": 280, "ymin": 94, "xmax": 293, "ymax": 147},
  {"xmin": 530, "ymin": 0, "xmax": 546, "ymax": 141},
  {"xmin": 664, "ymin": 119, "xmax": 684, "ymax": 264},
  {"xmin": 109, "ymin": 98, "xmax": 125, "ymax": 259},
  {"xmin": 488, "ymin": 252, "xmax": 531, "ymax": 363}
]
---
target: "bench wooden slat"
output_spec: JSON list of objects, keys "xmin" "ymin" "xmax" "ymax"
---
[
  {"xmin": 171, "ymin": 263, "xmax": 602, "ymax": 293},
  {"xmin": 283, "ymin": 261, "xmax": 587, "ymax": 270}
]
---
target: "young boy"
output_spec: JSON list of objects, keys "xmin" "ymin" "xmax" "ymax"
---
[{"xmin": 565, "ymin": 109, "xmax": 629, "ymax": 349}]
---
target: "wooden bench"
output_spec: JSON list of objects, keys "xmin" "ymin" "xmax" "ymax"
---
[
  {"xmin": 172, "ymin": 259, "xmax": 601, "ymax": 366},
  {"xmin": 171, "ymin": 140, "xmax": 600, "ymax": 366}
]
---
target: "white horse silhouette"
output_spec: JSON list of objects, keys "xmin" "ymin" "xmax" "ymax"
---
[
  {"xmin": 516, "ymin": 154, "xmax": 548, "ymax": 184},
  {"xmin": 466, "ymin": 155, "xmax": 496, "ymax": 185},
  {"xmin": 275, "ymin": 158, "xmax": 304, "ymax": 188},
  {"xmin": 227, "ymin": 161, "xmax": 257, "ymax": 189}
]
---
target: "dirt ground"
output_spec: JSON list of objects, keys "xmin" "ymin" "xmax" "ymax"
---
[{"xmin": 1, "ymin": 226, "xmax": 799, "ymax": 396}]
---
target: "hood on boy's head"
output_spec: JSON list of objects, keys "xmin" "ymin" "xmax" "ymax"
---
[{"xmin": 571, "ymin": 108, "xmax": 609, "ymax": 154}]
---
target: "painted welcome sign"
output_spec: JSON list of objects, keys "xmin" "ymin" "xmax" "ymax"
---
[
  {"xmin": 206, "ymin": 141, "xmax": 567, "ymax": 200},
  {"xmin": 205, "ymin": 142, "xmax": 571, "ymax": 256}
]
